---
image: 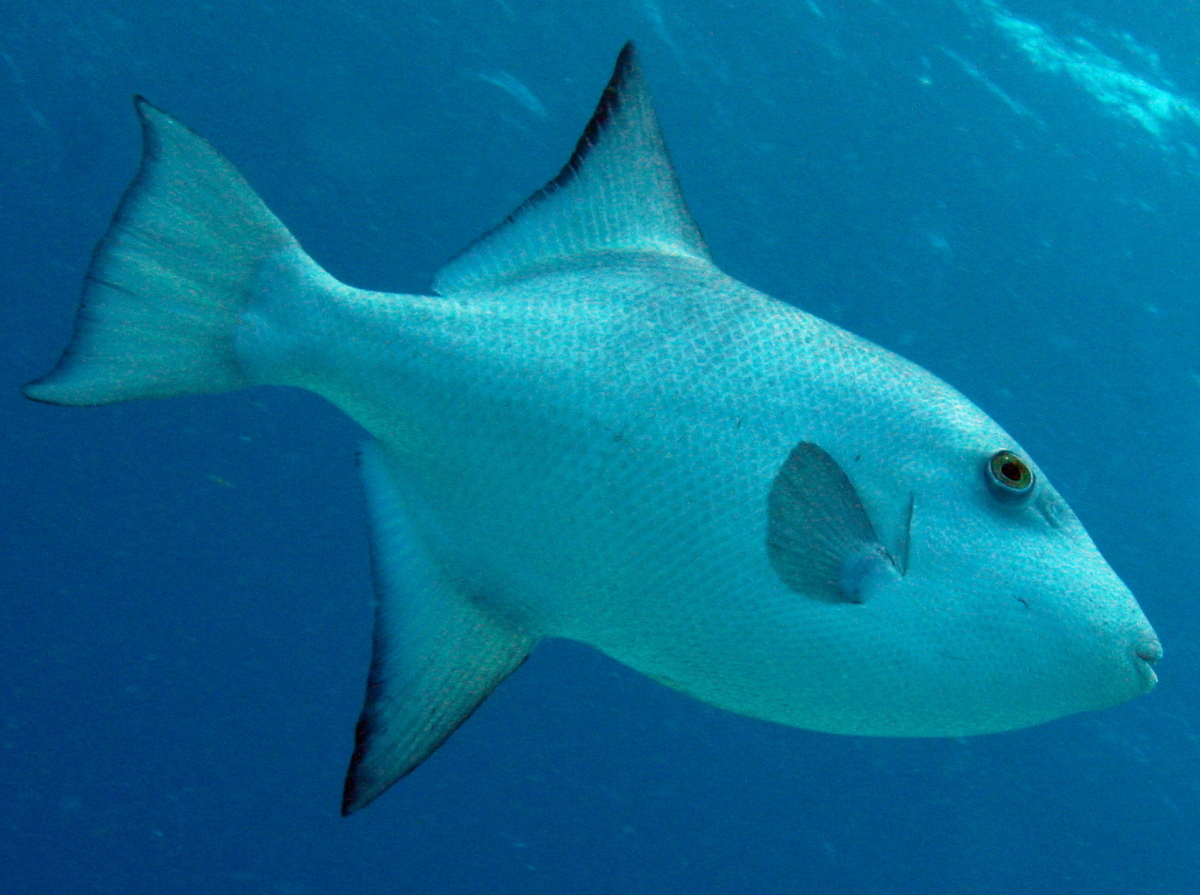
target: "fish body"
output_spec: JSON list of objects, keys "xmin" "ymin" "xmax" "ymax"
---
[{"xmin": 26, "ymin": 44, "xmax": 1159, "ymax": 813}]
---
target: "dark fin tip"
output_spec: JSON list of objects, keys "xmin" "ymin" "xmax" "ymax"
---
[
  {"xmin": 507, "ymin": 41, "xmax": 640, "ymax": 215},
  {"xmin": 433, "ymin": 40, "xmax": 649, "ymax": 292},
  {"xmin": 340, "ymin": 651, "xmax": 531, "ymax": 815},
  {"xmin": 20, "ymin": 384, "xmax": 68, "ymax": 406},
  {"xmin": 130, "ymin": 95, "xmax": 213, "ymax": 147},
  {"xmin": 341, "ymin": 710, "xmax": 379, "ymax": 816},
  {"xmin": 341, "ymin": 576, "xmax": 393, "ymax": 815},
  {"xmin": 133, "ymin": 95, "xmax": 162, "ymax": 122},
  {"xmin": 549, "ymin": 41, "xmax": 640, "ymax": 193}
]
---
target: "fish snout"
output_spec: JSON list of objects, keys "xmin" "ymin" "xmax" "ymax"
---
[{"xmin": 1132, "ymin": 633, "xmax": 1163, "ymax": 691}]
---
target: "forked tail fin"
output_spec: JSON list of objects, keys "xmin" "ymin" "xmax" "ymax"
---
[{"xmin": 24, "ymin": 97, "xmax": 298, "ymax": 406}]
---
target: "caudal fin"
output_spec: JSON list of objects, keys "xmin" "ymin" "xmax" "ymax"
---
[{"xmin": 24, "ymin": 97, "xmax": 298, "ymax": 406}]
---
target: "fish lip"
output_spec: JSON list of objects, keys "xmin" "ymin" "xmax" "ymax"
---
[{"xmin": 1133, "ymin": 641, "xmax": 1162, "ymax": 691}]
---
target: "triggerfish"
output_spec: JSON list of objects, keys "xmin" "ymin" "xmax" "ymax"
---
[{"xmin": 25, "ymin": 43, "xmax": 1160, "ymax": 813}]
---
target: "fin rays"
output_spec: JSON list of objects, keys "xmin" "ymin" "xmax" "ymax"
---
[
  {"xmin": 342, "ymin": 442, "xmax": 533, "ymax": 814},
  {"xmin": 433, "ymin": 42, "xmax": 710, "ymax": 295},
  {"xmin": 767, "ymin": 441, "xmax": 907, "ymax": 604}
]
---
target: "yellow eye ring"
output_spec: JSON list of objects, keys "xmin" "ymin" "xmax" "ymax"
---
[{"xmin": 987, "ymin": 450, "xmax": 1035, "ymax": 500}]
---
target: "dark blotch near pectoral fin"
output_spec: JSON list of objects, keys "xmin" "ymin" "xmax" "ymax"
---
[{"xmin": 767, "ymin": 441, "xmax": 903, "ymax": 604}]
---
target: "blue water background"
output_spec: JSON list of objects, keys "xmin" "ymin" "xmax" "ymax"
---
[{"xmin": 4, "ymin": 1, "xmax": 1200, "ymax": 892}]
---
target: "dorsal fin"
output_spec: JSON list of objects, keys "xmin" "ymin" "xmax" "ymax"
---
[{"xmin": 433, "ymin": 42, "xmax": 710, "ymax": 295}]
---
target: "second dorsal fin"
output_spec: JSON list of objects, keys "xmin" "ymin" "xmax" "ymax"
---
[{"xmin": 433, "ymin": 42, "xmax": 711, "ymax": 296}]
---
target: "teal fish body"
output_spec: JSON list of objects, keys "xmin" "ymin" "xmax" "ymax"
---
[{"xmin": 26, "ymin": 44, "xmax": 1159, "ymax": 813}]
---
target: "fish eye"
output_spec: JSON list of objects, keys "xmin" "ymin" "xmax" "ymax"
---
[{"xmin": 986, "ymin": 450, "xmax": 1035, "ymax": 501}]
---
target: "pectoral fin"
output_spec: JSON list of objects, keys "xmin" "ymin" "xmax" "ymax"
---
[
  {"xmin": 766, "ymin": 441, "xmax": 904, "ymax": 604},
  {"xmin": 343, "ymin": 441, "xmax": 533, "ymax": 814}
]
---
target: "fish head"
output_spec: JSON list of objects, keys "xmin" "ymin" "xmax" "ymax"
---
[
  {"xmin": 767, "ymin": 418, "xmax": 1159, "ymax": 736},
  {"xmin": 892, "ymin": 434, "xmax": 1161, "ymax": 734}
]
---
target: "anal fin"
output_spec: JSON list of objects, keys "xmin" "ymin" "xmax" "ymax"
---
[{"xmin": 343, "ymin": 441, "xmax": 533, "ymax": 814}]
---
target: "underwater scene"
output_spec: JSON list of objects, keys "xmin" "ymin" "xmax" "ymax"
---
[{"xmin": 4, "ymin": 1, "xmax": 1200, "ymax": 892}]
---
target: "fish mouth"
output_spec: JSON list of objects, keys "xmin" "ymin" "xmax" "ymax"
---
[{"xmin": 1133, "ymin": 639, "xmax": 1163, "ymax": 691}]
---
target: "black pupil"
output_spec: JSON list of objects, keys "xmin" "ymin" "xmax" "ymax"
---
[{"xmin": 1000, "ymin": 460, "xmax": 1023, "ymax": 482}]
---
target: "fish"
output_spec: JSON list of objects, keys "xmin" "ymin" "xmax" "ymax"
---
[{"xmin": 25, "ymin": 42, "xmax": 1161, "ymax": 814}]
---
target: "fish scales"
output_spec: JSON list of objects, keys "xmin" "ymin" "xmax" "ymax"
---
[{"xmin": 24, "ymin": 43, "xmax": 1160, "ymax": 814}]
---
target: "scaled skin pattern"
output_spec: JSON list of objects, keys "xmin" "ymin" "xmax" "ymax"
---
[{"xmin": 25, "ymin": 43, "xmax": 1160, "ymax": 813}]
